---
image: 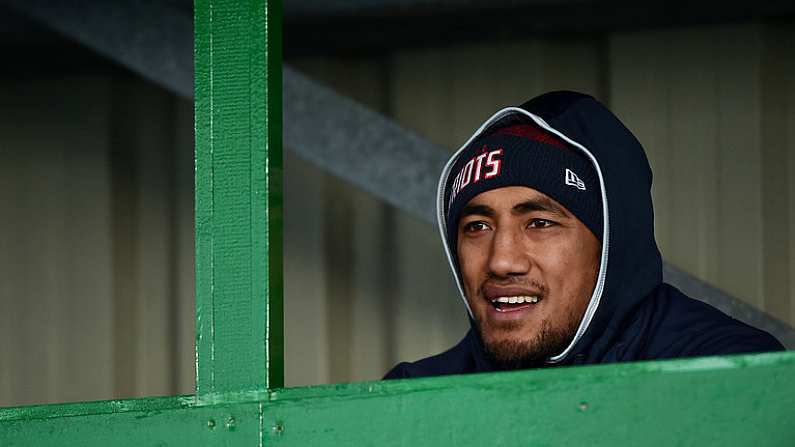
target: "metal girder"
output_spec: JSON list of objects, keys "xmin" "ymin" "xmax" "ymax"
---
[
  {"xmin": 283, "ymin": 66, "xmax": 448, "ymax": 223},
  {"xmin": 664, "ymin": 263, "xmax": 795, "ymax": 348},
  {"xmin": 283, "ymin": 0, "xmax": 553, "ymax": 19},
  {"xmin": 1, "ymin": 0, "xmax": 193, "ymax": 98},
  {"xmin": 116, "ymin": 0, "xmax": 795, "ymax": 23},
  {"xmin": 4, "ymin": 0, "xmax": 793, "ymax": 349},
  {"xmin": 281, "ymin": 0, "xmax": 795, "ymax": 55}
]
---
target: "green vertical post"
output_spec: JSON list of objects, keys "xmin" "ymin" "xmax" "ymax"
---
[{"xmin": 194, "ymin": 0, "xmax": 283, "ymax": 398}]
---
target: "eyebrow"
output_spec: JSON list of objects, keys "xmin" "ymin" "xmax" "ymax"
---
[
  {"xmin": 460, "ymin": 197, "xmax": 570, "ymax": 220},
  {"xmin": 513, "ymin": 198, "xmax": 569, "ymax": 218},
  {"xmin": 460, "ymin": 204, "xmax": 495, "ymax": 219}
]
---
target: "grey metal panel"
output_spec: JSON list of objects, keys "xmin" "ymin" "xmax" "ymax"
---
[{"xmin": 6, "ymin": 0, "xmax": 793, "ymax": 348}]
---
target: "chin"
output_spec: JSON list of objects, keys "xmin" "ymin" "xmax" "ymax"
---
[{"xmin": 480, "ymin": 317, "xmax": 577, "ymax": 370}]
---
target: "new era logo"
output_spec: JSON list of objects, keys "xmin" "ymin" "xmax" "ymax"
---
[{"xmin": 565, "ymin": 169, "xmax": 586, "ymax": 190}]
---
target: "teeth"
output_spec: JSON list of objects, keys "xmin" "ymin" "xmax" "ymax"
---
[{"xmin": 491, "ymin": 296, "xmax": 540, "ymax": 304}]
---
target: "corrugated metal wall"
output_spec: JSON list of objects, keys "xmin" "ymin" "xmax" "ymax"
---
[
  {"xmin": 0, "ymin": 76, "xmax": 195, "ymax": 404},
  {"xmin": 289, "ymin": 22, "xmax": 795, "ymax": 385},
  {"xmin": 611, "ymin": 24, "xmax": 795, "ymax": 327},
  {"xmin": 1, "ymin": 22, "xmax": 794, "ymax": 406},
  {"xmin": 1, "ymin": 77, "xmax": 116, "ymax": 404}
]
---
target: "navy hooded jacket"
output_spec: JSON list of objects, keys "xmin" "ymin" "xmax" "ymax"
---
[{"xmin": 385, "ymin": 91, "xmax": 784, "ymax": 379}]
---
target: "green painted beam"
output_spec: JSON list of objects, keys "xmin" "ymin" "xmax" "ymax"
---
[
  {"xmin": 0, "ymin": 396, "xmax": 262, "ymax": 447},
  {"xmin": 265, "ymin": 351, "xmax": 795, "ymax": 446},
  {"xmin": 3, "ymin": 352, "xmax": 795, "ymax": 445},
  {"xmin": 194, "ymin": 0, "xmax": 284, "ymax": 397}
]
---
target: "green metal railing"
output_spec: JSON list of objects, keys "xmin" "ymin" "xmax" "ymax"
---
[{"xmin": 2, "ymin": 1, "xmax": 795, "ymax": 445}]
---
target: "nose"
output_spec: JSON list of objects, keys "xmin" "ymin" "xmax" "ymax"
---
[{"xmin": 487, "ymin": 226, "xmax": 531, "ymax": 277}]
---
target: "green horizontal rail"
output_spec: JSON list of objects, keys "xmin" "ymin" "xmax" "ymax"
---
[
  {"xmin": 1, "ymin": 398, "xmax": 263, "ymax": 446},
  {"xmin": 3, "ymin": 351, "xmax": 795, "ymax": 445}
]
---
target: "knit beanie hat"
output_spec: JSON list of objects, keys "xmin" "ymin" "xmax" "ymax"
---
[{"xmin": 443, "ymin": 123, "xmax": 603, "ymax": 251}]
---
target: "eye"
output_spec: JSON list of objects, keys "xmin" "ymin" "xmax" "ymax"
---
[
  {"xmin": 462, "ymin": 220, "xmax": 491, "ymax": 233},
  {"xmin": 528, "ymin": 218, "xmax": 555, "ymax": 229}
]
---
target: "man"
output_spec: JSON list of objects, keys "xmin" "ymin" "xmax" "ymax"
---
[{"xmin": 385, "ymin": 91, "xmax": 784, "ymax": 379}]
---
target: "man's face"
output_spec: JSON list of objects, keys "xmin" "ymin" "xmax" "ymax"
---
[{"xmin": 457, "ymin": 186, "xmax": 601, "ymax": 368}]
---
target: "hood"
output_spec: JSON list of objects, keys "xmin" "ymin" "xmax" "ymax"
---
[{"xmin": 436, "ymin": 91, "xmax": 663, "ymax": 363}]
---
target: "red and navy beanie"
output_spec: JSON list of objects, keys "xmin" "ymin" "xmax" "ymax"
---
[{"xmin": 443, "ymin": 123, "xmax": 603, "ymax": 249}]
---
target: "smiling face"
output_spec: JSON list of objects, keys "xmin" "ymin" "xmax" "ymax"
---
[{"xmin": 457, "ymin": 186, "xmax": 601, "ymax": 368}]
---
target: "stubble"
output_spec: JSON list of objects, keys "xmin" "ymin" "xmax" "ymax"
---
[{"xmin": 478, "ymin": 308, "xmax": 580, "ymax": 369}]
